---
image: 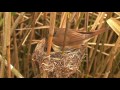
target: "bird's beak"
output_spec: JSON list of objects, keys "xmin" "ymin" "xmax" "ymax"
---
[{"xmin": 52, "ymin": 43, "xmax": 61, "ymax": 52}]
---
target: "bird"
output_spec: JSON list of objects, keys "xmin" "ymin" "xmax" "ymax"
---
[{"xmin": 52, "ymin": 28, "xmax": 107, "ymax": 50}]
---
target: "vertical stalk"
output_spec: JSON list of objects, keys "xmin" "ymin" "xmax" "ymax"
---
[
  {"xmin": 47, "ymin": 12, "xmax": 56, "ymax": 56},
  {"xmin": 26, "ymin": 12, "xmax": 38, "ymax": 77},
  {"xmin": 13, "ymin": 31, "xmax": 19, "ymax": 71},
  {"xmin": 0, "ymin": 13, "xmax": 6, "ymax": 78},
  {"xmin": 11, "ymin": 12, "xmax": 25, "ymax": 36},
  {"xmin": 4, "ymin": 12, "xmax": 11, "ymax": 78},
  {"xmin": 84, "ymin": 12, "xmax": 89, "ymax": 75}
]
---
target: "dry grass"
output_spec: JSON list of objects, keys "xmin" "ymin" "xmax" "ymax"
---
[{"xmin": 0, "ymin": 12, "xmax": 120, "ymax": 78}]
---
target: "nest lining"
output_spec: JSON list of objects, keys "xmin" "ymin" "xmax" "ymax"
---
[{"xmin": 32, "ymin": 39, "xmax": 86, "ymax": 78}]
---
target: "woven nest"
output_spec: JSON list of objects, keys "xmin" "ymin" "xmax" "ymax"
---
[{"xmin": 32, "ymin": 39, "xmax": 86, "ymax": 78}]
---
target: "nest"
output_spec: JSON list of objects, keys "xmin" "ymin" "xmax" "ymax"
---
[{"xmin": 32, "ymin": 39, "xmax": 86, "ymax": 78}]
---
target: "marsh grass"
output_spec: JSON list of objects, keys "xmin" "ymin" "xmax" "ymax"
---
[{"xmin": 0, "ymin": 12, "xmax": 120, "ymax": 78}]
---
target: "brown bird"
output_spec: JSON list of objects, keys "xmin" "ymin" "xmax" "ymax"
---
[{"xmin": 52, "ymin": 28, "xmax": 107, "ymax": 49}]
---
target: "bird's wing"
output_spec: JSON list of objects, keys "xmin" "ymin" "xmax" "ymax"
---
[{"xmin": 67, "ymin": 31, "xmax": 86, "ymax": 44}]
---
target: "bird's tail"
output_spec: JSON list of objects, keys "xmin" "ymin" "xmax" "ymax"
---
[
  {"xmin": 89, "ymin": 28, "xmax": 106, "ymax": 37},
  {"xmin": 82, "ymin": 28, "xmax": 107, "ymax": 42}
]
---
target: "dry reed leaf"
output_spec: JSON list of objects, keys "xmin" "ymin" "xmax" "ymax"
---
[
  {"xmin": 107, "ymin": 18, "xmax": 120, "ymax": 36},
  {"xmin": 91, "ymin": 12, "xmax": 105, "ymax": 31},
  {"xmin": 16, "ymin": 26, "xmax": 50, "ymax": 30},
  {"xmin": 16, "ymin": 12, "xmax": 43, "ymax": 25},
  {"xmin": 59, "ymin": 12, "xmax": 67, "ymax": 28},
  {"xmin": 0, "ymin": 55, "xmax": 24, "ymax": 78},
  {"xmin": 114, "ymin": 12, "xmax": 120, "ymax": 16}
]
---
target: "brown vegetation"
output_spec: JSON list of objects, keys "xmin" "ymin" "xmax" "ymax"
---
[{"xmin": 0, "ymin": 12, "xmax": 120, "ymax": 78}]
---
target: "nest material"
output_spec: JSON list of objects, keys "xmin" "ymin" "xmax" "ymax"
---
[{"xmin": 32, "ymin": 39, "xmax": 86, "ymax": 78}]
